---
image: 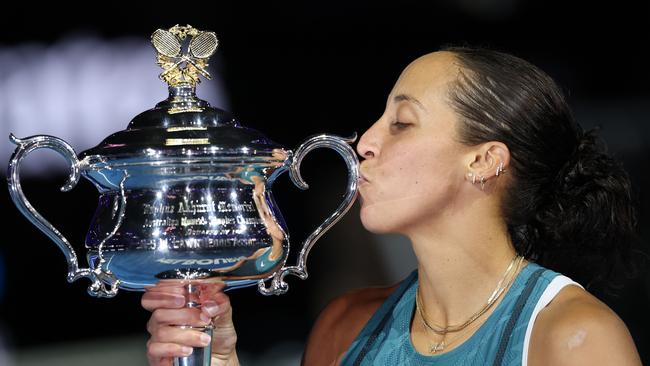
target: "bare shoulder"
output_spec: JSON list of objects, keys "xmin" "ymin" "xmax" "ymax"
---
[
  {"xmin": 528, "ymin": 284, "xmax": 641, "ymax": 366},
  {"xmin": 302, "ymin": 283, "xmax": 399, "ymax": 366}
]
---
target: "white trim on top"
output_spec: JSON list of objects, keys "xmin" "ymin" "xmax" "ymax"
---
[{"xmin": 522, "ymin": 275, "xmax": 584, "ymax": 366}]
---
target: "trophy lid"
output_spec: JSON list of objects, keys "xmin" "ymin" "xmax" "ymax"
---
[{"xmin": 79, "ymin": 25, "xmax": 284, "ymax": 165}]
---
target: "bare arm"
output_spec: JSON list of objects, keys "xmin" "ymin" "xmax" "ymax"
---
[
  {"xmin": 528, "ymin": 285, "xmax": 641, "ymax": 366},
  {"xmin": 302, "ymin": 285, "xmax": 397, "ymax": 366}
]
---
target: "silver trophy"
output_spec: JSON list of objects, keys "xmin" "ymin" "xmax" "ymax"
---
[{"xmin": 7, "ymin": 25, "xmax": 358, "ymax": 366}]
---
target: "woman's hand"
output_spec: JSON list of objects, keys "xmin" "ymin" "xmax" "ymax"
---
[{"xmin": 142, "ymin": 282, "xmax": 239, "ymax": 366}]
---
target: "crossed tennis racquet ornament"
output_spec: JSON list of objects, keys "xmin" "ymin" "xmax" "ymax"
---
[{"xmin": 152, "ymin": 24, "xmax": 218, "ymax": 87}]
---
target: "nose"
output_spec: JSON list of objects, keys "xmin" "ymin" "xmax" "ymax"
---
[{"xmin": 356, "ymin": 124, "xmax": 378, "ymax": 160}]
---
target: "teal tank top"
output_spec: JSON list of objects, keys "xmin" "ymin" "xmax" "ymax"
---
[{"xmin": 340, "ymin": 262, "xmax": 582, "ymax": 366}]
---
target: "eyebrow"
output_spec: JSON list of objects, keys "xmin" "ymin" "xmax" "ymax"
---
[{"xmin": 393, "ymin": 94, "xmax": 426, "ymax": 111}]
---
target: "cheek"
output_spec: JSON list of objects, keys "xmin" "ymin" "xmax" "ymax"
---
[{"xmin": 359, "ymin": 149, "xmax": 458, "ymax": 233}]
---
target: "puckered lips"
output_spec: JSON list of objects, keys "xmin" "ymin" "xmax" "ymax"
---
[{"xmin": 358, "ymin": 172, "xmax": 370, "ymax": 186}]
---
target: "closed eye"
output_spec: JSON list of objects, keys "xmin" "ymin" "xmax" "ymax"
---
[{"xmin": 391, "ymin": 121, "xmax": 411, "ymax": 130}]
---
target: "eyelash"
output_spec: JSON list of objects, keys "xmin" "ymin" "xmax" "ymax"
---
[{"xmin": 391, "ymin": 121, "xmax": 411, "ymax": 130}]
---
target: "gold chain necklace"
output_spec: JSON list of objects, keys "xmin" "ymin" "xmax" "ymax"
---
[
  {"xmin": 415, "ymin": 255, "xmax": 524, "ymax": 353},
  {"xmin": 415, "ymin": 255, "xmax": 524, "ymax": 335},
  {"xmin": 418, "ymin": 312, "xmax": 482, "ymax": 354}
]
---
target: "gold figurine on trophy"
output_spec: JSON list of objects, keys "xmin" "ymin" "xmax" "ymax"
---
[{"xmin": 151, "ymin": 24, "xmax": 218, "ymax": 87}]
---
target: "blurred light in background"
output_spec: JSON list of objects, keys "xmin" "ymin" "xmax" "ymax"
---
[{"xmin": 0, "ymin": 35, "xmax": 228, "ymax": 176}]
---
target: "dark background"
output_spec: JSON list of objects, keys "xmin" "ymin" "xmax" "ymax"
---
[{"xmin": 1, "ymin": 1, "xmax": 648, "ymax": 364}]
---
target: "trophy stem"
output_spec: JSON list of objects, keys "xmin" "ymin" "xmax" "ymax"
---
[{"xmin": 174, "ymin": 284, "xmax": 214, "ymax": 366}]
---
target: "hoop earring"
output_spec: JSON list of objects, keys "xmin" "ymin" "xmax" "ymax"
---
[{"xmin": 480, "ymin": 176, "xmax": 485, "ymax": 190}]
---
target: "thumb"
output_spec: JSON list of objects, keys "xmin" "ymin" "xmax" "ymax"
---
[
  {"xmin": 201, "ymin": 294, "xmax": 238, "ymax": 360},
  {"xmin": 201, "ymin": 293, "xmax": 233, "ymax": 327}
]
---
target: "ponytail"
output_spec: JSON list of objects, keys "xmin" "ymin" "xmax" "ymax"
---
[{"xmin": 512, "ymin": 126, "xmax": 641, "ymax": 291}]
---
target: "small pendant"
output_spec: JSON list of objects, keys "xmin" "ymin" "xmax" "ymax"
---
[{"xmin": 430, "ymin": 341, "xmax": 445, "ymax": 354}]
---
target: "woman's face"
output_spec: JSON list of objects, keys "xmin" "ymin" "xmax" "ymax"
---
[{"xmin": 357, "ymin": 52, "xmax": 474, "ymax": 234}]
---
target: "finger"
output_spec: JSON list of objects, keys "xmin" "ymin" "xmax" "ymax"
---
[
  {"xmin": 144, "ymin": 283, "xmax": 187, "ymax": 294},
  {"xmin": 201, "ymin": 301, "xmax": 221, "ymax": 319},
  {"xmin": 146, "ymin": 355, "xmax": 172, "ymax": 366},
  {"xmin": 196, "ymin": 282, "xmax": 226, "ymax": 300},
  {"xmin": 142, "ymin": 292, "xmax": 186, "ymax": 312},
  {"xmin": 150, "ymin": 326, "xmax": 212, "ymax": 348},
  {"xmin": 202, "ymin": 296, "xmax": 231, "ymax": 321},
  {"xmin": 145, "ymin": 281, "xmax": 224, "ymax": 297},
  {"xmin": 147, "ymin": 308, "xmax": 209, "ymax": 334},
  {"xmin": 214, "ymin": 292, "xmax": 232, "ymax": 311},
  {"xmin": 200, "ymin": 287, "xmax": 230, "ymax": 304},
  {"xmin": 147, "ymin": 341, "xmax": 194, "ymax": 359}
]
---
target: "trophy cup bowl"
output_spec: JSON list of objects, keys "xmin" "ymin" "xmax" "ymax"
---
[{"xmin": 7, "ymin": 25, "xmax": 359, "ymax": 366}]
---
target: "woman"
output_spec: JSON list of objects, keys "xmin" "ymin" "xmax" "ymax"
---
[{"xmin": 142, "ymin": 47, "xmax": 642, "ymax": 365}]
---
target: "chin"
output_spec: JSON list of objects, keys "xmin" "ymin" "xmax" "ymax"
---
[{"xmin": 359, "ymin": 205, "xmax": 400, "ymax": 234}]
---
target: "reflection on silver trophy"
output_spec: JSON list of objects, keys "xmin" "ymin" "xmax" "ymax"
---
[{"xmin": 7, "ymin": 25, "xmax": 359, "ymax": 366}]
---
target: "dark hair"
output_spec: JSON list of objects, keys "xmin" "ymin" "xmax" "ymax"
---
[{"xmin": 443, "ymin": 46, "xmax": 642, "ymax": 292}]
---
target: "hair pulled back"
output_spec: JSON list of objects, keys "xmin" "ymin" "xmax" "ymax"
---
[{"xmin": 444, "ymin": 46, "xmax": 640, "ymax": 290}]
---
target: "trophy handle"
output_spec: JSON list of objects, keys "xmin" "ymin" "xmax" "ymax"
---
[
  {"xmin": 7, "ymin": 134, "xmax": 119, "ymax": 298},
  {"xmin": 258, "ymin": 133, "xmax": 359, "ymax": 295}
]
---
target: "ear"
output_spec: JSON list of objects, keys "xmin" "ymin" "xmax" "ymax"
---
[{"xmin": 465, "ymin": 141, "xmax": 510, "ymax": 184}]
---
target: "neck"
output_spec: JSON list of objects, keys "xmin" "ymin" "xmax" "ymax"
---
[{"xmin": 406, "ymin": 199, "xmax": 524, "ymax": 328}]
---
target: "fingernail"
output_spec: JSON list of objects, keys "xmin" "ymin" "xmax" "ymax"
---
[
  {"xmin": 174, "ymin": 297, "xmax": 185, "ymax": 306},
  {"xmin": 200, "ymin": 313, "xmax": 211, "ymax": 324},
  {"xmin": 202, "ymin": 301, "xmax": 220, "ymax": 317},
  {"xmin": 199, "ymin": 333, "xmax": 211, "ymax": 346},
  {"xmin": 181, "ymin": 346, "xmax": 193, "ymax": 355}
]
